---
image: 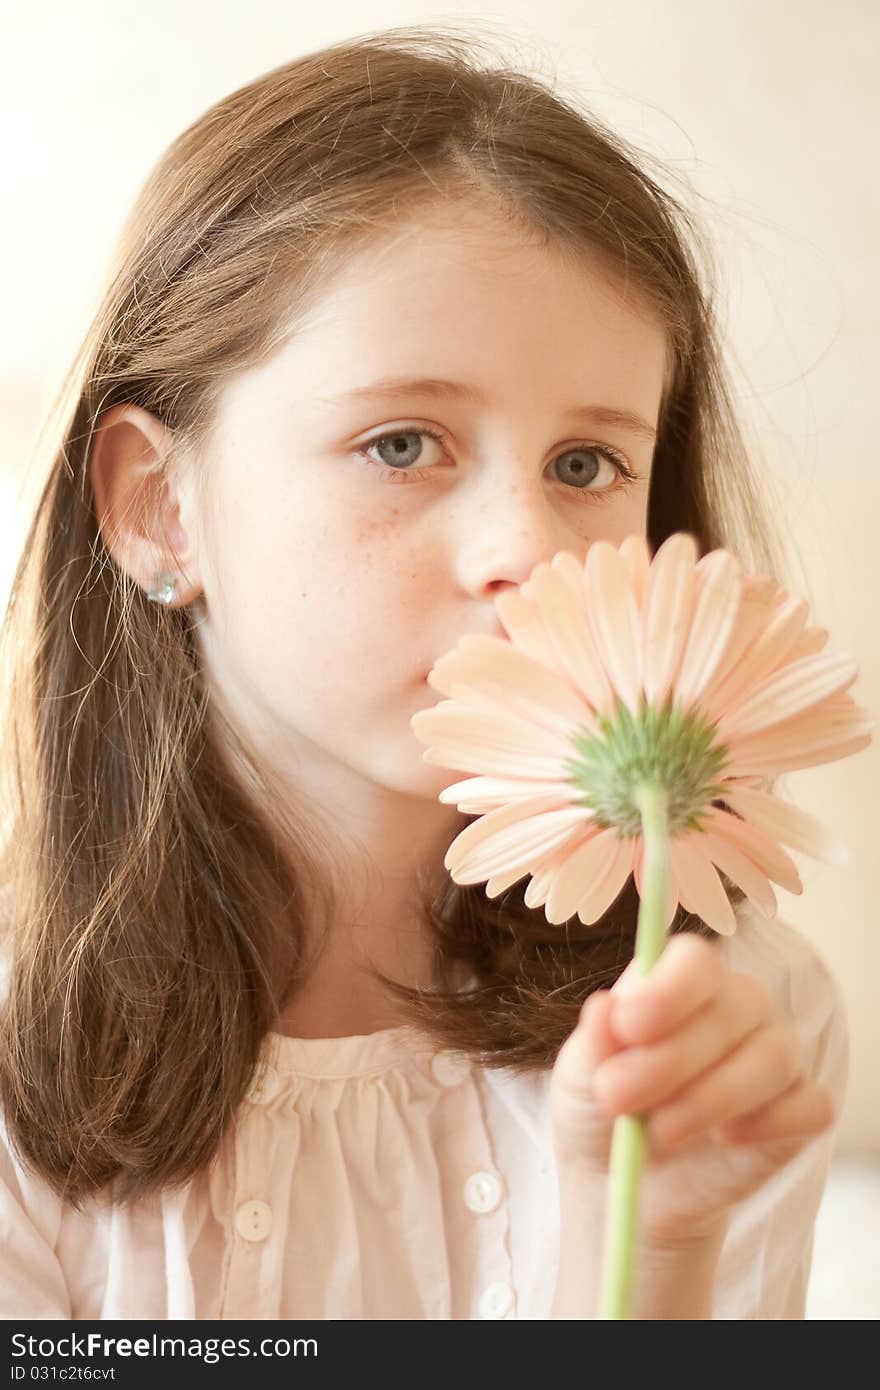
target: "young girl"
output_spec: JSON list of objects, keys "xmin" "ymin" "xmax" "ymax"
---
[{"xmin": 0, "ymin": 26, "xmax": 847, "ymax": 1321}]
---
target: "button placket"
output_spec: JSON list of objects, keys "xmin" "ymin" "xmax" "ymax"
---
[
  {"xmin": 463, "ymin": 1169, "xmax": 504, "ymax": 1214},
  {"xmin": 234, "ymin": 1198, "xmax": 273, "ymax": 1242},
  {"xmin": 467, "ymin": 1168, "xmax": 512, "ymax": 1314},
  {"xmin": 478, "ymin": 1280, "xmax": 516, "ymax": 1319},
  {"xmin": 221, "ymin": 1063, "xmax": 303, "ymax": 1319},
  {"xmin": 428, "ymin": 1044, "xmax": 517, "ymax": 1318},
  {"xmin": 454, "ymin": 1069, "xmax": 518, "ymax": 1319}
]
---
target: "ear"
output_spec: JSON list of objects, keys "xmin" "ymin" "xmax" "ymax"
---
[{"xmin": 89, "ymin": 403, "xmax": 204, "ymax": 608}]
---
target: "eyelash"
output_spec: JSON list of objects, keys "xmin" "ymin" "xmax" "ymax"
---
[{"xmin": 355, "ymin": 426, "xmax": 639, "ymax": 503}]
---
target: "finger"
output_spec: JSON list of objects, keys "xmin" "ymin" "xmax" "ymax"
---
[
  {"xmin": 610, "ymin": 932, "xmax": 726, "ymax": 1045},
  {"xmin": 578, "ymin": 988, "xmax": 621, "ymax": 1074},
  {"xmin": 647, "ymin": 1021, "xmax": 803, "ymax": 1152},
  {"xmin": 550, "ymin": 991, "xmax": 619, "ymax": 1168},
  {"xmin": 552, "ymin": 990, "xmax": 620, "ymax": 1090},
  {"xmin": 592, "ymin": 970, "xmax": 770, "ymax": 1115},
  {"xmin": 717, "ymin": 1079, "xmax": 836, "ymax": 1146}
]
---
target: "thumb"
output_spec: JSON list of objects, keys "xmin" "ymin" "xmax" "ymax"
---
[
  {"xmin": 575, "ymin": 988, "xmax": 621, "ymax": 1074},
  {"xmin": 549, "ymin": 989, "xmax": 624, "ymax": 1171}
]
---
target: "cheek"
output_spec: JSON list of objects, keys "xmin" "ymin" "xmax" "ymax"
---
[
  {"xmin": 321, "ymin": 508, "xmax": 429, "ymax": 667},
  {"xmin": 581, "ymin": 490, "xmax": 650, "ymax": 546},
  {"xmin": 222, "ymin": 495, "xmax": 432, "ymax": 698}
]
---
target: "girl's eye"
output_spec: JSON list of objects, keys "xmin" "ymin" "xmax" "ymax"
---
[{"xmin": 355, "ymin": 427, "xmax": 639, "ymax": 503}]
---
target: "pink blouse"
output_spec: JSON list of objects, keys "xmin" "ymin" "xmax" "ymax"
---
[{"xmin": 0, "ymin": 905, "xmax": 847, "ymax": 1320}]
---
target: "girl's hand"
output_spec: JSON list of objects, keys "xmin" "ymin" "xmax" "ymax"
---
[{"xmin": 549, "ymin": 932, "xmax": 836, "ymax": 1246}]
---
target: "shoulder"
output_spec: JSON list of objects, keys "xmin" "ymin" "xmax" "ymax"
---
[{"xmin": 715, "ymin": 901, "xmax": 849, "ymax": 1106}]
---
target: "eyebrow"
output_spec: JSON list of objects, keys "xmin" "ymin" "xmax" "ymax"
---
[{"xmin": 324, "ymin": 376, "xmax": 657, "ymax": 442}]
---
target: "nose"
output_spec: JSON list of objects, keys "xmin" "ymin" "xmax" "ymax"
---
[{"xmin": 459, "ymin": 478, "xmax": 577, "ymax": 600}]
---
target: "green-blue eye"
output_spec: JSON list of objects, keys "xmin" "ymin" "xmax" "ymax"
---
[{"xmin": 355, "ymin": 426, "xmax": 638, "ymax": 503}]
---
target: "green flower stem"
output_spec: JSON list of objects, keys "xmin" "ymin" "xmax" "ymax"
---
[{"xmin": 598, "ymin": 780, "xmax": 670, "ymax": 1320}]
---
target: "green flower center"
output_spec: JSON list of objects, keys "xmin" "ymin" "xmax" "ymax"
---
[{"xmin": 564, "ymin": 699, "xmax": 730, "ymax": 837}]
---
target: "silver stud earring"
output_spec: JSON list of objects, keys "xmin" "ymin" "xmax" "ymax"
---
[{"xmin": 146, "ymin": 572, "xmax": 177, "ymax": 605}]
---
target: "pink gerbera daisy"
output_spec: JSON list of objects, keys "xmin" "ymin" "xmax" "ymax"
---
[{"xmin": 410, "ymin": 533, "xmax": 874, "ymax": 937}]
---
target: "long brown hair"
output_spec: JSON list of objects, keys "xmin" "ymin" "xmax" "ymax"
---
[{"xmin": 0, "ymin": 24, "xmax": 790, "ymax": 1209}]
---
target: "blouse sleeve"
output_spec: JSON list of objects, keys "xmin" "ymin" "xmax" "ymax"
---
[{"xmin": 710, "ymin": 905, "xmax": 849, "ymax": 1320}]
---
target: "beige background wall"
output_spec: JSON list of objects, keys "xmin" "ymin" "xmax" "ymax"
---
[{"xmin": 2, "ymin": 2, "xmax": 877, "ymax": 1154}]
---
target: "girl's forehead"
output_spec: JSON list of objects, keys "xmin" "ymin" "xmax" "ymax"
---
[
  {"xmin": 313, "ymin": 200, "xmax": 637, "ymax": 311},
  {"xmin": 266, "ymin": 189, "xmax": 649, "ymax": 332},
  {"xmin": 220, "ymin": 196, "xmax": 671, "ymax": 418},
  {"xmin": 271, "ymin": 227, "xmax": 665, "ymax": 369}
]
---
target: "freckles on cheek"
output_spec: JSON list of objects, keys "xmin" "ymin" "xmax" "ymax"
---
[
  {"xmin": 351, "ymin": 502, "xmax": 402, "ymax": 547},
  {"xmin": 343, "ymin": 508, "xmax": 433, "ymax": 667},
  {"xmin": 347, "ymin": 505, "xmax": 415, "ymax": 582}
]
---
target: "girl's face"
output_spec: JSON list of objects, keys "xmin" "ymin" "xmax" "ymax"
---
[{"xmin": 185, "ymin": 196, "xmax": 668, "ymax": 810}]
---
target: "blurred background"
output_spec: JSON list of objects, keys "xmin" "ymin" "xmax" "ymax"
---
[{"xmin": 1, "ymin": 0, "xmax": 877, "ymax": 1318}]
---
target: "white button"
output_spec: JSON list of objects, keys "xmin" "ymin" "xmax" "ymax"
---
[
  {"xmin": 244, "ymin": 1061, "xmax": 280, "ymax": 1105},
  {"xmin": 430, "ymin": 1049, "xmax": 471, "ymax": 1086},
  {"xmin": 478, "ymin": 1281, "xmax": 515, "ymax": 1318},
  {"xmin": 464, "ymin": 1170, "xmax": 503, "ymax": 1213},
  {"xmin": 235, "ymin": 1199, "xmax": 273, "ymax": 1242}
]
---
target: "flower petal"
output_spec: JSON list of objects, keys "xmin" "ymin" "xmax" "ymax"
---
[
  {"xmin": 412, "ymin": 701, "xmax": 574, "ymax": 780},
  {"xmin": 427, "ymin": 633, "xmax": 595, "ymax": 742},
  {"xmin": 785, "ymin": 625, "xmax": 829, "ymax": 661},
  {"xmin": 722, "ymin": 784, "xmax": 849, "ymax": 866},
  {"xmin": 444, "ymin": 796, "xmax": 594, "ymax": 883},
  {"xmin": 668, "ymin": 834, "xmax": 738, "ymax": 935},
  {"xmin": 641, "ymin": 532, "xmax": 698, "ymax": 707},
  {"xmin": 725, "ymin": 696, "xmax": 876, "ymax": 775},
  {"xmin": 529, "ymin": 557, "xmax": 614, "ymax": 713},
  {"xmin": 542, "ymin": 825, "xmax": 626, "ymax": 924},
  {"xmin": 522, "ymin": 822, "xmax": 631, "ymax": 922},
  {"xmin": 715, "ymin": 651, "xmax": 859, "ymax": 742},
  {"xmin": 707, "ymin": 596, "xmax": 810, "ymax": 722},
  {"xmin": 729, "ymin": 732, "xmax": 873, "ymax": 776},
  {"xmin": 493, "ymin": 587, "xmax": 563, "ymax": 673},
  {"xmin": 701, "ymin": 804, "xmax": 803, "ymax": 893},
  {"xmin": 585, "ymin": 541, "xmax": 643, "ymax": 713},
  {"xmin": 690, "ymin": 829, "xmax": 777, "ymax": 918},
  {"xmin": 524, "ymin": 842, "xmax": 576, "ymax": 909},
  {"xmin": 700, "ymin": 579, "xmax": 786, "ymax": 713},
  {"xmin": 486, "ymin": 865, "xmax": 532, "ymax": 896},
  {"xmin": 675, "ymin": 549, "xmax": 743, "ymax": 708},
  {"xmin": 619, "ymin": 533, "xmax": 652, "ymax": 613},
  {"xmin": 438, "ymin": 775, "xmax": 583, "ymax": 813},
  {"xmin": 561, "ymin": 829, "xmax": 636, "ymax": 925}
]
